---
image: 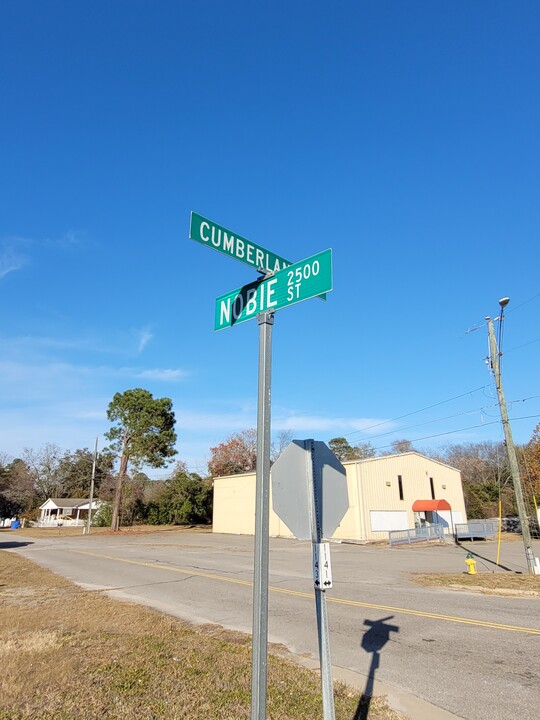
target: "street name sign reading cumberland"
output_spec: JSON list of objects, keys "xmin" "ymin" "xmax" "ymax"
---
[
  {"xmin": 190, "ymin": 211, "xmax": 291, "ymax": 274},
  {"xmin": 215, "ymin": 249, "xmax": 332, "ymax": 331}
]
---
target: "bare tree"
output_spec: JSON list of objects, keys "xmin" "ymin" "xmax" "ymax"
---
[
  {"xmin": 23, "ymin": 444, "xmax": 63, "ymax": 500},
  {"xmin": 435, "ymin": 441, "xmax": 514, "ymax": 518},
  {"xmin": 271, "ymin": 430, "xmax": 293, "ymax": 461},
  {"xmin": 354, "ymin": 441, "xmax": 376, "ymax": 459}
]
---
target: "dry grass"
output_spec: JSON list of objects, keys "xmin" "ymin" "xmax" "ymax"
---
[
  {"xmin": 0, "ymin": 551, "xmax": 403, "ymax": 720},
  {"xmin": 498, "ymin": 532, "xmax": 524, "ymax": 542},
  {"xmin": 1, "ymin": 525, "xmax": 211, "ymax": 540},
  {"xmin": 411, "ymin": 572, "xmax": 540, "ymax": 596}
]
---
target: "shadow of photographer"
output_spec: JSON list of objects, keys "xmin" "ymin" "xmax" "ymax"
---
[{"xmin": 354, "ymin": 615, "xmax": 399, "ymax": 720}]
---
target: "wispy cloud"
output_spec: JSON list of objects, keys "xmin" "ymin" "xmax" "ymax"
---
[
  {"xmin": 29, "ymin": 229, "xmax": 89, "ymax": 251},
  {"xmin": 136, "ymin": 327, "xmax": 153, "ymax": 353},
  {"xmin": 272, "ymin": 413, "xmax": 393, "ymax": 435},
  {"xmin": 2, "ymin": 330, "xmax": 164, "ymax": 360},
  {"xmin": 1, "ymin": 335, "xmax": 88, "ymax": 353},
  {"xmin": 0, "ymin": 243, "xmax": 28, "ymax": 279},
  {"xmin": 0, "ymin": 229, "xmax": 90, "ymax": 283},
  {"xmin": 54, "ymin": 230, "xmax": 86, "ymax": 249},
  {"xmin": 131, "ymin": 368, "xmax": 188, "ymax": 382},
  {"xmin": 70, "ymin": 409, "xmax": 106, "ymax": 420},
  {"xmin": 174, "ymin": 409, "xmax": 256, "ymax": 431},
  {"xmin": 172, "ymin": 407, "xmax": 392, "ymax": 438},
  {"xmin": 0, "ymin": 360, "xmax": 189, "ymax": 399}
]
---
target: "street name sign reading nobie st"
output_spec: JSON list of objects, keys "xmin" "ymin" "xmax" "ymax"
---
[
  {"xmin": 190, "ymin": 211, "xmax": 291, "ymax": 273},
  {"xmin": 214, "ymin": 249, "xmax": 332, "ymax": 331}
]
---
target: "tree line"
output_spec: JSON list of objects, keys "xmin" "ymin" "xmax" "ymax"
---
[
  {"xmin": 1, "ymin": 387, "xmax": 540, "ymax": 526},
  {"xmin": 0, "ymin": 446, "xmax": 212, "ymax": 528}
]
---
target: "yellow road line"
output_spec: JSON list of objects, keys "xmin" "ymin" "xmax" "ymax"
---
[{"xmin": 74, "ymin": 550, "xmax": 540, "ymax": 636}]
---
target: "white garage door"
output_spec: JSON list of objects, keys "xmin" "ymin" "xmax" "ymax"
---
[{"xmin": 370, "ymin": 511, "xmax": 409, "ymax": 532}]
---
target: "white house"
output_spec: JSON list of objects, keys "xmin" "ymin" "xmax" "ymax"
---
[{"xmin": 38, "ymin": 498, "xmax": 103, "ymax": 527}]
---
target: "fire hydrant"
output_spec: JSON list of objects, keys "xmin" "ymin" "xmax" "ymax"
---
[{"xmin": 465, "ymin": 552, "xmax": 477, "ymax": 575}]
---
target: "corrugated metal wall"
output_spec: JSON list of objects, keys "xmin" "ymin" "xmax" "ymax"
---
[{"xmin": 212, "ymin": 452, "xmax": 467, "ymax": 541}]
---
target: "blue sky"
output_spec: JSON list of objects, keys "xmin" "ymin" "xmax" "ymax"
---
[{"xmin": 1, "ymin": 1, "xmax": 539, "ymax": 475}]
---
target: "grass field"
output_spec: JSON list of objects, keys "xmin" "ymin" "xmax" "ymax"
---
[
  {"xmin": 0, "ymin": 550, "xmax": 403, "ymax": 720},
  {"xmin": 411, "ymin": 572, "xmax": 540, "ymax": 596},
  {"xmin": 3, "ymin": 524, "xmax": 211, "ymax": 539}
]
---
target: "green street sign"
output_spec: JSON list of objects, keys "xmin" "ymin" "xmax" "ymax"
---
[
  {"xmin": 190, "ymin": 211, "xmax": 291, "ymax": 274},
  {"xmin": 215, "ymin": 249, "xmax": 332, "ymax": 331}
]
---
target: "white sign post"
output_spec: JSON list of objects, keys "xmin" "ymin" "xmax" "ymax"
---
[{"xmin": 271, "ymin": 440, "xmax": 348, "ymax": 720}]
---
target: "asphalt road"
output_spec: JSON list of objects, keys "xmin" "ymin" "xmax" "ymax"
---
[{"xmin": 5, "ymin": 531, "xmax": 540, "ymax": 720}]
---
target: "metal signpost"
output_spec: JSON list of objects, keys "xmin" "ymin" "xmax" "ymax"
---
[
  {"xmin": 250, "ymin": 309, "xmax": 273, "ymax": 720},
  {"xmin": 189, "ymin": 213, "xmax": 333, "ymax": 720},
  {"xmin": 271, "ymin": 440, "xmax": 349, "ymax": 720}
]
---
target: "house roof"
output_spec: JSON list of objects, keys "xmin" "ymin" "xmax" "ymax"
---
[
  {"xmin": 342, "ymin": 451, "xmax": 461, "ymax": 473},
  {"xmin": 39, "ymin": 498, "xmax": 88, "ymax": 510},
  {"xmin": 412, "ymin": 499, "xmax": 452, "ymax": 512},
  {"xmin": 74, "ymin": 500, "xmax": 103, "ymax": 510}
]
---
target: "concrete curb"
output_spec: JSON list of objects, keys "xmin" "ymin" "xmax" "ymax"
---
[{"xmin": 291, "ymin": 654, "xmax": 464, "ymax": 720}]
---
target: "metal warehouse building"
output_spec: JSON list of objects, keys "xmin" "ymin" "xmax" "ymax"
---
[{"xmin": 213, "ymin": 451, "xmax": 467, "ymax": 542}]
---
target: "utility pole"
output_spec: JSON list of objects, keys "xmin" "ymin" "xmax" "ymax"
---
[
  {"xmin": 86, "ymin": 437, "xmax": 98, "ymax": 535},
  {"xmin": 486, "ymin": 298, "xmax": 536, "ymax": 574}
]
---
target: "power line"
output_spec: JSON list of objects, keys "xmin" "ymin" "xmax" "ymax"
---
[
  {"xmin": 505, "ymin": 337, "xmax": 540, "ymax": 354},
  {"xmin": 506, "ymin": 291, "xmax": 540, "ymax": 315},
  {"xmin": 341, "ymin": 385, "xmax": 489, "ymax": 440},
  {"xmin": 464, "ymin": 322, "xmax": 485, "ymax": 334},
  {"xmin": 331, "ymin": 394, "xmax": 540, "ymax": 446},
  {"xmin": 360, "ymin": 397, "xmax": 540, "ymax": 442},
  {"xmin": 342, "ymin": 385, "xmax": 488, "ymax": 437},
  {"xmin": 361, "ymin": 405, "xmax": 498, "ymax": 442},
  {"xmin": 370, "ymin": 414, "xmax": 540, "ymax": 453},
  {"xmin": 372, "ymin": 422, "xmax": 501, "ymax": 451},
  {"xmin": 481, "ymin": 394, "xmax": 540, "ymax": 419},
  {"xmin": 508, "ymin": 394, "xmax": 540, "ymax": 405}
]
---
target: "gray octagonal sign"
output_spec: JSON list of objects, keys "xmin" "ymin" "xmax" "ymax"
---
[{"xmin": 271, "ymin": 439, "xmax": 349, "ymax": 541}]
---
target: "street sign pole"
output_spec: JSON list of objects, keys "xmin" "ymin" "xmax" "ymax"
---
[
  {"xmin": 188, "ymin": 211, "xmax": 335, "ymax": 720},
  {"xmin": 315, "ymin": 589, "xmax": 335, "ymax": 720},
  {"xmin": 307, "ymin": 439, "xmax": 336, "ymax": 720},
  {"xmin": 271, "ymin": 439, "xmax": 347, "ymax": 720},
  {"xmin": 251, "ymin": 310, "xmax": 274, "ymax": 720}
]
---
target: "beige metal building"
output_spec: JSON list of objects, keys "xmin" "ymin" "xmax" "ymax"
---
[{"xmin": 212, "ymin": 451, "xmax": 467, "ymax": 542}]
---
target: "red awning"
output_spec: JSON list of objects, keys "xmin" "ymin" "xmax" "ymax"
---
[{"xmin": 412, "ymin": 499, "xmax": 451, "ymax": 512}]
